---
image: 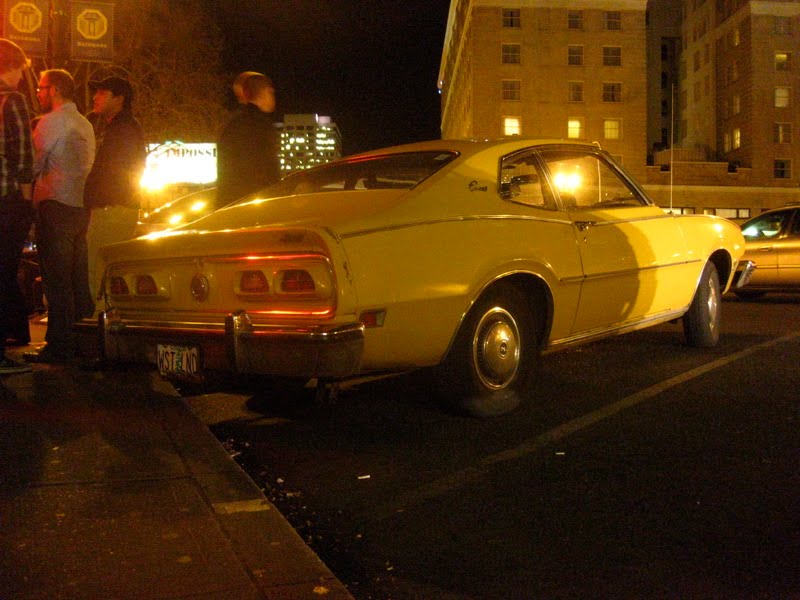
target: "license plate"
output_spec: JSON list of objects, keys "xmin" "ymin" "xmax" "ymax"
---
[{"xmin": 157, "ymin": 344, "xmax": 200, "ymax": 378}]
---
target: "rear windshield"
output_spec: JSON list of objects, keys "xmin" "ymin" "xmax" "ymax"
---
[{"xmin": 234, "ymin": 151, "xmax": 458, "ymax": 202}]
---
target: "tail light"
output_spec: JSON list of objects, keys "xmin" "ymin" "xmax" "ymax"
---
[
  {"xmin": 136, "ymin": 275, "xmax": 158, "ymax": 295},
  {"xmin": 240, "ymin": 270, "xmax": 269, "ymax": 294},
  {"xmin": 280, "ymin": 269, "xmax": 315, "ymax": 292},
  {"xmin": 109, "ymin": 276, "xmax": 129, "ymax": 296}
]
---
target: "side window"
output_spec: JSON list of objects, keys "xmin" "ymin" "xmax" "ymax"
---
[
  {"xmin": 791, "ymin": 211, "xmax": 800, "ymax": 235},
  {"xmin": 538, "ymin": 150, "xmax": 645, "ymax": 209},
  {"xmin": 499, "ymin": 151, "xmax": 555, "ymax": 209},
  {"xmin": 741, "ymin": 211, "xmax": 790, "ymax": 240}
]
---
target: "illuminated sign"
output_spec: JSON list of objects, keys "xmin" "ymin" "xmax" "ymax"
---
[{"xmin": 141, "ymin": 142, "xmax": 217, "ymax": 191}]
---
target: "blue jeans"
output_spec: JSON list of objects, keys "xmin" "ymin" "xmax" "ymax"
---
[
  {"xmin": 0, "ymin": 192, "xmax": 34, "ymax": 355},
  {"xmin": 35, "ymin": 200, "xmax": 94, "ymax": 355}
]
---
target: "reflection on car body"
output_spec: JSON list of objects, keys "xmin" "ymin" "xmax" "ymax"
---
[
  {"xmin": 87, "ymin": 138, "xmax": 747, "ymax": 416},
  {"xmin": 736, "ymin": 204, "xmax": 800, "ymax": 298}
]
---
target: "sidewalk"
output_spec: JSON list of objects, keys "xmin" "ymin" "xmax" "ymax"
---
[{"xmin": 0, "ymin": 318, "xmax": 353, "ymax": 600}]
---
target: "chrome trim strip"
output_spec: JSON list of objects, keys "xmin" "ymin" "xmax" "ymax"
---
[
  {"xmin": 545, "ymin": 308, "xmax": 688, "ymax": 351},
  {"xmin": 339, "ymin": 214, "xmax": 573, "ymax": 239}
]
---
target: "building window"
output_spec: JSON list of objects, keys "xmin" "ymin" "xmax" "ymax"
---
[
  {"xmin": 602, "ymin": 82, "xmax": 622, "ymax": 102},
  {"xmin": 774, "ymin": 159, "xmax": 791, "ymax": 179},
  {"xmin": 774, "ymin": 16, "xmax": 792, "ymax": 35},
  {"xmin": 775, "ymin": 51, "xmax": 791, "ymax": 71},
  {"xmin": 502, "ymin": 79, "xmax": 521, "ymax": 101},
  {"xmin": 504, "ymin": 117, "xmax": 521, "ymax": 136},
  {"xmin": 502, "ymin": 44, "xmax": 521, "ymax": 64},
  {"xmin": 568, "ymin": 81, "xmax": 584, "ymax": 102},
  {"xmin": 733, "ymin": 26, "xmax": 740, "ymax": 46},
  {"xmin": 732, "ymin": 94, "xmax": 740, "ymax": 115},
  {"xmin": 775, "ymin": 86, "xmax": 790, "ymax": 108},
  {"xmin": 661, "ymin": 100, "xmax": 668, "ymax": 116},
  {"xmin": 604, "ymin": 11, "xmax": 621, "ymax": 30},
  {"xmin": 693, "ymin": 50, "xmax": 700, "ymax": 72},
  {"xmin": 502, "ymin": 9, "xmax": 521, "ymax": 28},
  {"xmin": 603, "ymin": 47, "xmax": 622, "ymax": 66},
  {"xmin": 733, "ymin": 128, "xmax": 741, "ymax": 149},
  {"xmin": 567, "ymin": 118, "xmax": 583, "ymax": 139},
  {"xmin": 568, "ymin": 11, "xmax": 582, "ymax": 29},
  {"xmin": 774, "ymin": 123, "xmax": 792, "ymax": 144},
  {"xmin": 604, "ymin": 119, "xmax": 621, "ymax": 140},
  {"xmin": 568, "ymin": 45, "xmax": 583, "ymax": 66},
  {"xmin": 661, "ymin": 72, "xmax": 668, "ymax": 89},
  {"xmin": 723, "ymin": 132, "xmax": 731, "ymax": 152}
]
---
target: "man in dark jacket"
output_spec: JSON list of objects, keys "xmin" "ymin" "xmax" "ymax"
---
[
  {"xmin": 84, "ymin": 76, "xmax": 146, "ymax": 299},
  {"xmin": 216, "ymin": 73, "xmax": 281, "ymax": 207}
]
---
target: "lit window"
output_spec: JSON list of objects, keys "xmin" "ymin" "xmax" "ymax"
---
[
  {"xmin": 568, "ymin": 11, "xmax": 582, "ymax": 29},
  {"xmin": 568, "ymin": 45, "xmax": 583, "ymax": 66},
  {"xmin": 603, "ymin": 82, "xmax": 622, "ymax": 102},
  {"xmin": 504, "ymin": 117, "xmax": 521, "ymax": 136},
  {"xmin": 733, "ymin": 27, "xmax": 740, "ymax": 46},
  {"xmin": 732, "ymin": 95, "xmax": 740, "ymax": 115},
  {"xmin": 569, "ymin": 81, "xmax": 583, "ymax": 102},
  {"xmin": 723, "ymin": 132, "xmax": 731, "ymax": 152},
  {"xmin": 733, "ymin": 128, "xmax": 741, "ymax": 149},
  {"xmin": 604, "ymin": 119, "xmax": 621, "ymax": 140},
  {"xmin": 603, "ymin": 46, "xmax": 622, "ymax": 66},
  {"xmin": 502, "ymin": 8, "xmax": 520, "ymax": 28},
  {"xmin": 502, "ymin": 44, "xmax": 521, "ymax": 64},
  {"xmin": 775, "ymin": 51, "xmax": 791, "ymax": 71},
  {"xmin": 774, "ymin": 123, "xmax": 792, "ymax": 144},
  {"xmin": 774, "ymin": 159, "xmax": 791, "ymax": 179},
  {"xmin": 502, "ymin": 80, "xmax": 521, "ymax": 101},
  {"xmin": 567, "ymin": 118, "xmax": 583, "ymax": 139},
  {"xmin": 604, "ymin": 11, "xmax": 621, "ymax": 30},
  {"xmin": 775, "ymin": 86, "xmax": 790, "ymax": 107}
]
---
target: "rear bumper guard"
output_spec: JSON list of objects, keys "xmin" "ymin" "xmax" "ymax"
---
[{"xmin": 83, "ymin": 308, "xmax": 365, "ymax": 379}]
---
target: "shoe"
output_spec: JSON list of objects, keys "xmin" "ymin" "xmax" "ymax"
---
[
  {"xmin": 0, "ymin": 356, "xmax": 32, "ymax": 375},
  {"xmin": 23, "ymin": 346, "xmax": 74, "ymax": 364}
]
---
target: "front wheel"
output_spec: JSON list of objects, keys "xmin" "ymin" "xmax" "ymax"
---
[
  {"xmin": 683, "ymin": 261, "xmax": 721, "ymax": 348},
  {"xmin": 436, "ymin": 283, "xmax": 538, "ymax": 417}
]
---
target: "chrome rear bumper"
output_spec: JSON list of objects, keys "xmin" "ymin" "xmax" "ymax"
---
[{"xmin": 81, "ymin": 308, "xmax": 365, "ymax": 379}]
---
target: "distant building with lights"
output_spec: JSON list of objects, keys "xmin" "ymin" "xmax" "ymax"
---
[{"xmin": 279, "ymin": 114, "xmax": 342, "ymax": 174}]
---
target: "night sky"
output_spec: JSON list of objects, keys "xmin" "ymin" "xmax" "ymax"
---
[{"xmin": 204, "ymin": 0, "xmax": 452, "ymax": 156}]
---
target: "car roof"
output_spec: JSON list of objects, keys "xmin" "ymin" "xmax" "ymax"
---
[{"xmin": 348, "ymin": 137, "xmax": 603, "ymax": 160}]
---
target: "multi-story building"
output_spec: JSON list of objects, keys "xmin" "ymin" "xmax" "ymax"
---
[
  {"xmin": 439, "ymin": 0, "xmax": 800, "ymax": 216},
  {"xmin": 439, "ymin": 0, "xmax": 649, "ymax": 178},
  {"xmin": 279, "ymin": 114, "xmax": 342, "ymax": 174}
]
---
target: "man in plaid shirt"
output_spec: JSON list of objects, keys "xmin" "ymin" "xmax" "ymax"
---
[{"xmin": 0, "ymin": 39, "xmax": 34, "ymax": 375}]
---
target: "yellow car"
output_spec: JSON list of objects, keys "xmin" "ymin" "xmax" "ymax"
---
[{"xmin": 91, "ymin": 139, "xmax": 752, "ymax": 416}]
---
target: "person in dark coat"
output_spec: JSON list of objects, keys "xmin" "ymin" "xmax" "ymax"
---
[
  {"xmin": 84, "ymin": 76, "xmax": 146, "ymax": 299},
  {"xmin": 216, "ymin": 73, "xmax": 281, "ymax": 207}
]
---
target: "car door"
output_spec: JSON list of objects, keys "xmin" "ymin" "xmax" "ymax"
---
[
  {"xmin": 778, "ymin": 210, "xmax": 800, "ymax": 287},
  {"xmin": 537, "ymin": 147, "xmax": 692, "ymax": 336}
]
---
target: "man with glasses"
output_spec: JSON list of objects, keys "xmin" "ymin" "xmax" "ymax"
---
[{"xmin": 23, "ymin": 69, "xmax": 95, "ymax": 364}]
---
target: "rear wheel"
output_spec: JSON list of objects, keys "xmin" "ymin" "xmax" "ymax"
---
[
  {"xmin": 437, "ymin": 283, "xmax": 538, "ymax": 417},
  {"xmin": 683, "ymin": 261, "xmax": 721, "ymax": 348}
]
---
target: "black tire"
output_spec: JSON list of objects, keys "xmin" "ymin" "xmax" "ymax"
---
[
  {"xmin": 437, "ymin": 283, "xmax": 538, "ymax": 417},
  {"xmin": 683, "ymin": 261, "xmax": 721, "ymax": 348}
]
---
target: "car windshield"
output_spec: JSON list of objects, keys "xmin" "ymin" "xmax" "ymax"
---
[{"xmin": 232, "ymin": 151, "xmax": 458, "ymax": 203}]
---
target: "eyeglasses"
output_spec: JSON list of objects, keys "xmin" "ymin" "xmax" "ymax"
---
[{"xmin": 36, "ymin": 85, "xmax": 52, "ymax": 92}]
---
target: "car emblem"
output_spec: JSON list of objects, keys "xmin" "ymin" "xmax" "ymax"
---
[{"xmin": 190, "ymin": 273, "xmax": 209, "ymax": 302}]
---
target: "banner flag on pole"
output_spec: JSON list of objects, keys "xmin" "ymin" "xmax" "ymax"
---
[
  {"xmin": 70, "ymin": 1, "xmax": 114, "ymax": 62},
  {"xmin": 2, "ymin": 0, "xmax": 49, "ymax": 57}
]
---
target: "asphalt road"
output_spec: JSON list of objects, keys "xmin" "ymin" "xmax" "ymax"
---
[{"xmin": 183, "ymin": 295, "xmax": 800, "ymax": 599}]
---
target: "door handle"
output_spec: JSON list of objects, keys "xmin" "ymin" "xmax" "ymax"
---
[{"xmin": 575, "ymin": 221, "xmax": 596, "ymax": 232}]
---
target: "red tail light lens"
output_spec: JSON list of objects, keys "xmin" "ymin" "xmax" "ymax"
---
[
  {"xmin": 136, "ymin": 275, "xmax": 158, "ymax": 295},
  {"xmin": 281, "ymin": 270, "xmax": 315, "ymax": 292},
  {"xmin": 240, "ymin": 270, "xmax": 269, "ymax": 293},
  {"xmin": 109, "ymin": 276, "xmax": 129, "ymax": 295}
]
